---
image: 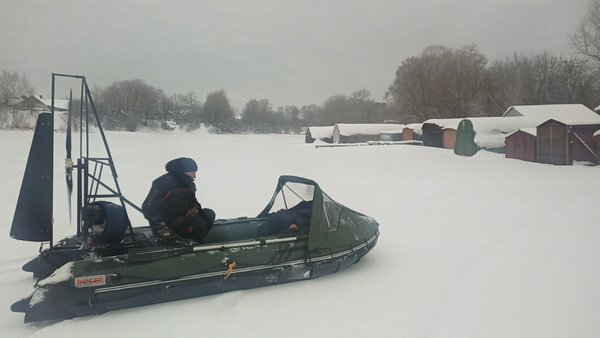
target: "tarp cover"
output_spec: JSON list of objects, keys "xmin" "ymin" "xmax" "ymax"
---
[{"xmin": 259, "ymin": 176, "xmax": 379, "ymax": 257}]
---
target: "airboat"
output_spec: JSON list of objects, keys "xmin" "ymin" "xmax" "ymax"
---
[{"xmin": 10, "ymin": 73, "xmax": 380, "ymax": 323}]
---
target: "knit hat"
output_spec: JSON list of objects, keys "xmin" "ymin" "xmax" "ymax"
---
[{"xmin": 180, "ymin": 158, "xmax": 198, "ymax": 172}]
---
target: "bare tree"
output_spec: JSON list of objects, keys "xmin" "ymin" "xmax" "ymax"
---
[
  {"xmin": 166, "ymin": 92, "xmax": 202, "ymax": 128},
  {"xmin": 321, "ymin": 94, "xmax": 349, "ymax": 124},
  {"xmin": 488, "ymin": 53, "xmax": 598, "ymax": 110},
  {"xmin": 202, "ymin": 89, "xmax": 235, "ymax": 130},
  {"xmin": 549, "ymin": 57, "xmax": 597, "ymax": 104},
  {"xmin": 299, "ymin": 104, "xmax": 322, "ymax": 126},
  {"xmin": 241, "ymin": 98, "xmax": 273, "ymax": 132},
  {"xmin": 488, "ymin": 54, "xmax": 527, "ymax": 109},
  {"xmin": 348, "ymin": 89, "xmax": 386, "ymax": 123},
  {"xmin": 0, "ymin": 70, "xmax": 34, "ymax": 109},
  {"xmin": 572, "ymin": 0, "xmax": 600, "ymax": 64},
  {"xmin": 385, "ymin": 45, "xmax": 489, "ymax": 122},
  {"xmin": 283, "ymin": 105, "xmax": 300, "ymax": 133},
  {"xmin": 96, "ymin": 79, "xmax": 166, "ymax": 130}
]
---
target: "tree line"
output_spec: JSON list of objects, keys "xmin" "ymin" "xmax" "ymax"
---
[
  {"xmin": 0, "ymin": 71, "xmax": 386, "ymax": 132},
  {"xmin": 91, "ymin": 81, "xmax": 389, "ymax": 132},
  {"xmin": 2, "ymin": 0, "xmax": 600, "ymax": 131},
  {"xmin": 385, "ymin": 46, "xmax": 599, "ymax": 122}
]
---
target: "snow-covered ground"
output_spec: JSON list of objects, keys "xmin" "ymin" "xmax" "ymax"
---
[{"xmin": 1, "ymin": 130, "xmax": 599, "ymax": 338}]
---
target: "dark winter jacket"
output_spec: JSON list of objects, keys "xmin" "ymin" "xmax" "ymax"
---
[{"xmin": 142, "ymin": 158, "xmax": 201, "ymax": 227}]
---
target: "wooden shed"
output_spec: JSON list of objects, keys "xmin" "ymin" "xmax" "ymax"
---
[
  {"xmin": 402, "ymin": 127, "xmax": 413, "ymax": 141},
  {"xmin": 571, "ymin": 123, "xmax": 600, "ymax": 163},
  {"xmin": 536, "ymin": 120, "xmax": 600, "ymax": 165},
  {"xmin": 421, "ymin": 124, "xmax": 457, "ymax": 149},
  {"xmin": 332, "ymin": 123, "xmax": 404, "ymax": 143},
  {"xmin": 402, "ymin": 123, "xmax": 423, "ymax": 141},
  {"xmin": 442, "ymin": 128, "xmax": 457, "ymax": 149},
  {"xmin": 505, "ymin": 128, "xmax": 536, "ymax": 162},
  {"xmin": 421, "ymin": 118, "xmax": 462, "ymax": 148},
  {"xmin": 536, "ymin": 119, "xmax": 571, "ymax": 165},
  {"xmin": 421, "ymin": 123, "xmax": 443, "ymax": 147},
  {"xmin": 305, "ymin": 126, "xmax": 334, "ymax": 143}
]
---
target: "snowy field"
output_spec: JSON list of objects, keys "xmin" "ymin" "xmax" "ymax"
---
[{"xmin": 1, "ymin": 130, "xmax": 599, "ymax": 338}]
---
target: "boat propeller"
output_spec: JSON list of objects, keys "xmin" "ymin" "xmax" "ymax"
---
[{"xmin": 65, "ymin": 90, "xmax": 73, "ymax": 224}]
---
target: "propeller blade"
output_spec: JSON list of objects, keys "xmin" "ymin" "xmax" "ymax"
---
[
  {"xmin": 66, "ymin": 90, "xmax": 73, "ymax": 224},
  {"xmin": 66, "ymin": 89, "xmax": 72, "ymax": 158}
]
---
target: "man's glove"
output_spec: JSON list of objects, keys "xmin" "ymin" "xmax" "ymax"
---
[
  {"xmin": 186, "ymin": 206, "xmax": 200, "ymax": 217},
  {"xmin": 154, "ymin": 223, "xmax": 178, "ymax": 241}
]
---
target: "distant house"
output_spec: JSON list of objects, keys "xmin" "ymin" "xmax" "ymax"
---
[
  {"xmin": 332, "ymin": 123, "xmax": 404, "ymax": 143},
  {"xmin": 13, "ymin": 95, "xmax": 69, "ymax": 112},
  {"xmin": 13, "ymin": 96, "xmax": 48, "ymax": 111},
  {"xmin": 8, "ymin": 96, "xmax": 25, "ymax": 106},
  {"xmin": 305, "ymin": 126, "xmax": 334, "ymax": 143},
  {"xmin": 1, "ymin": 95, "xmax": 70, "ymax": 130}
]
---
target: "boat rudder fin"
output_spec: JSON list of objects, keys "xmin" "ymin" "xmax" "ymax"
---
[{"xmin": 10, "ymin": 112, "xmax": 53, "ymax": 242}]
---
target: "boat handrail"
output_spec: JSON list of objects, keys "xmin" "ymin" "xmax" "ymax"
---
[{"xmin": 192, "ymin": 235, "xmax": 305, "ymax": 252}]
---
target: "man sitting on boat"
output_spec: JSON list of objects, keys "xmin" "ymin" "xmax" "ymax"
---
[{"xmin": 142, "ymin": 157, "xmax": 215, "ymax": 243}]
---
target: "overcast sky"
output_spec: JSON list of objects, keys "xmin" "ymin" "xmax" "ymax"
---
[{"xmin": 0, "ymin": 0, "xmax": 590, "ymax": 110}]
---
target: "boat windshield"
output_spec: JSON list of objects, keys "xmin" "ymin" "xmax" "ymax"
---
[{"xmin": 267, "ymin": 182, "xmax": 315, "ymax": 213}]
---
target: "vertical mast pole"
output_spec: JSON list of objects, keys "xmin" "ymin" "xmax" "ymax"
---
[{"xmin": 50, "ymin": 73, "xmax": 56, "ymax": 247}]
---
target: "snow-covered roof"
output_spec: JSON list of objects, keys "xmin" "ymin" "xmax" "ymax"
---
[
  {"xmin": 27, "ymin": 95, "xmax": 70, "ymax": 111},
  {"xmin": 503, "ymin": 104, "xmax": 600, "ymax": 125},
  {"xmin": 422, "ymin": 118, "xmax": 465, "ymax": 130},
  {"xmin": 466, "ymin": 116, "xmax": 546, "ymax": 148},
  {"xmin": 307, "ymin": 126, "xmax": 334, "ymax": 139},
  {"xmin": 404, "ymin": 123, "xmax": 423, "ymax": 134},
  {"xmin": 41, "ymin": 97, "xmax": 70, "ymax": 111},
  {"xmin": 506, "ymin": 127, "xmax": 537, "ymax": 138},
  {"xmin": 469, "ymin": 116, "xmax": 534, "ymax": 133},
  {"xmin": 334, "ymin": 123, "xmax": 405, "ymax": 136}
]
